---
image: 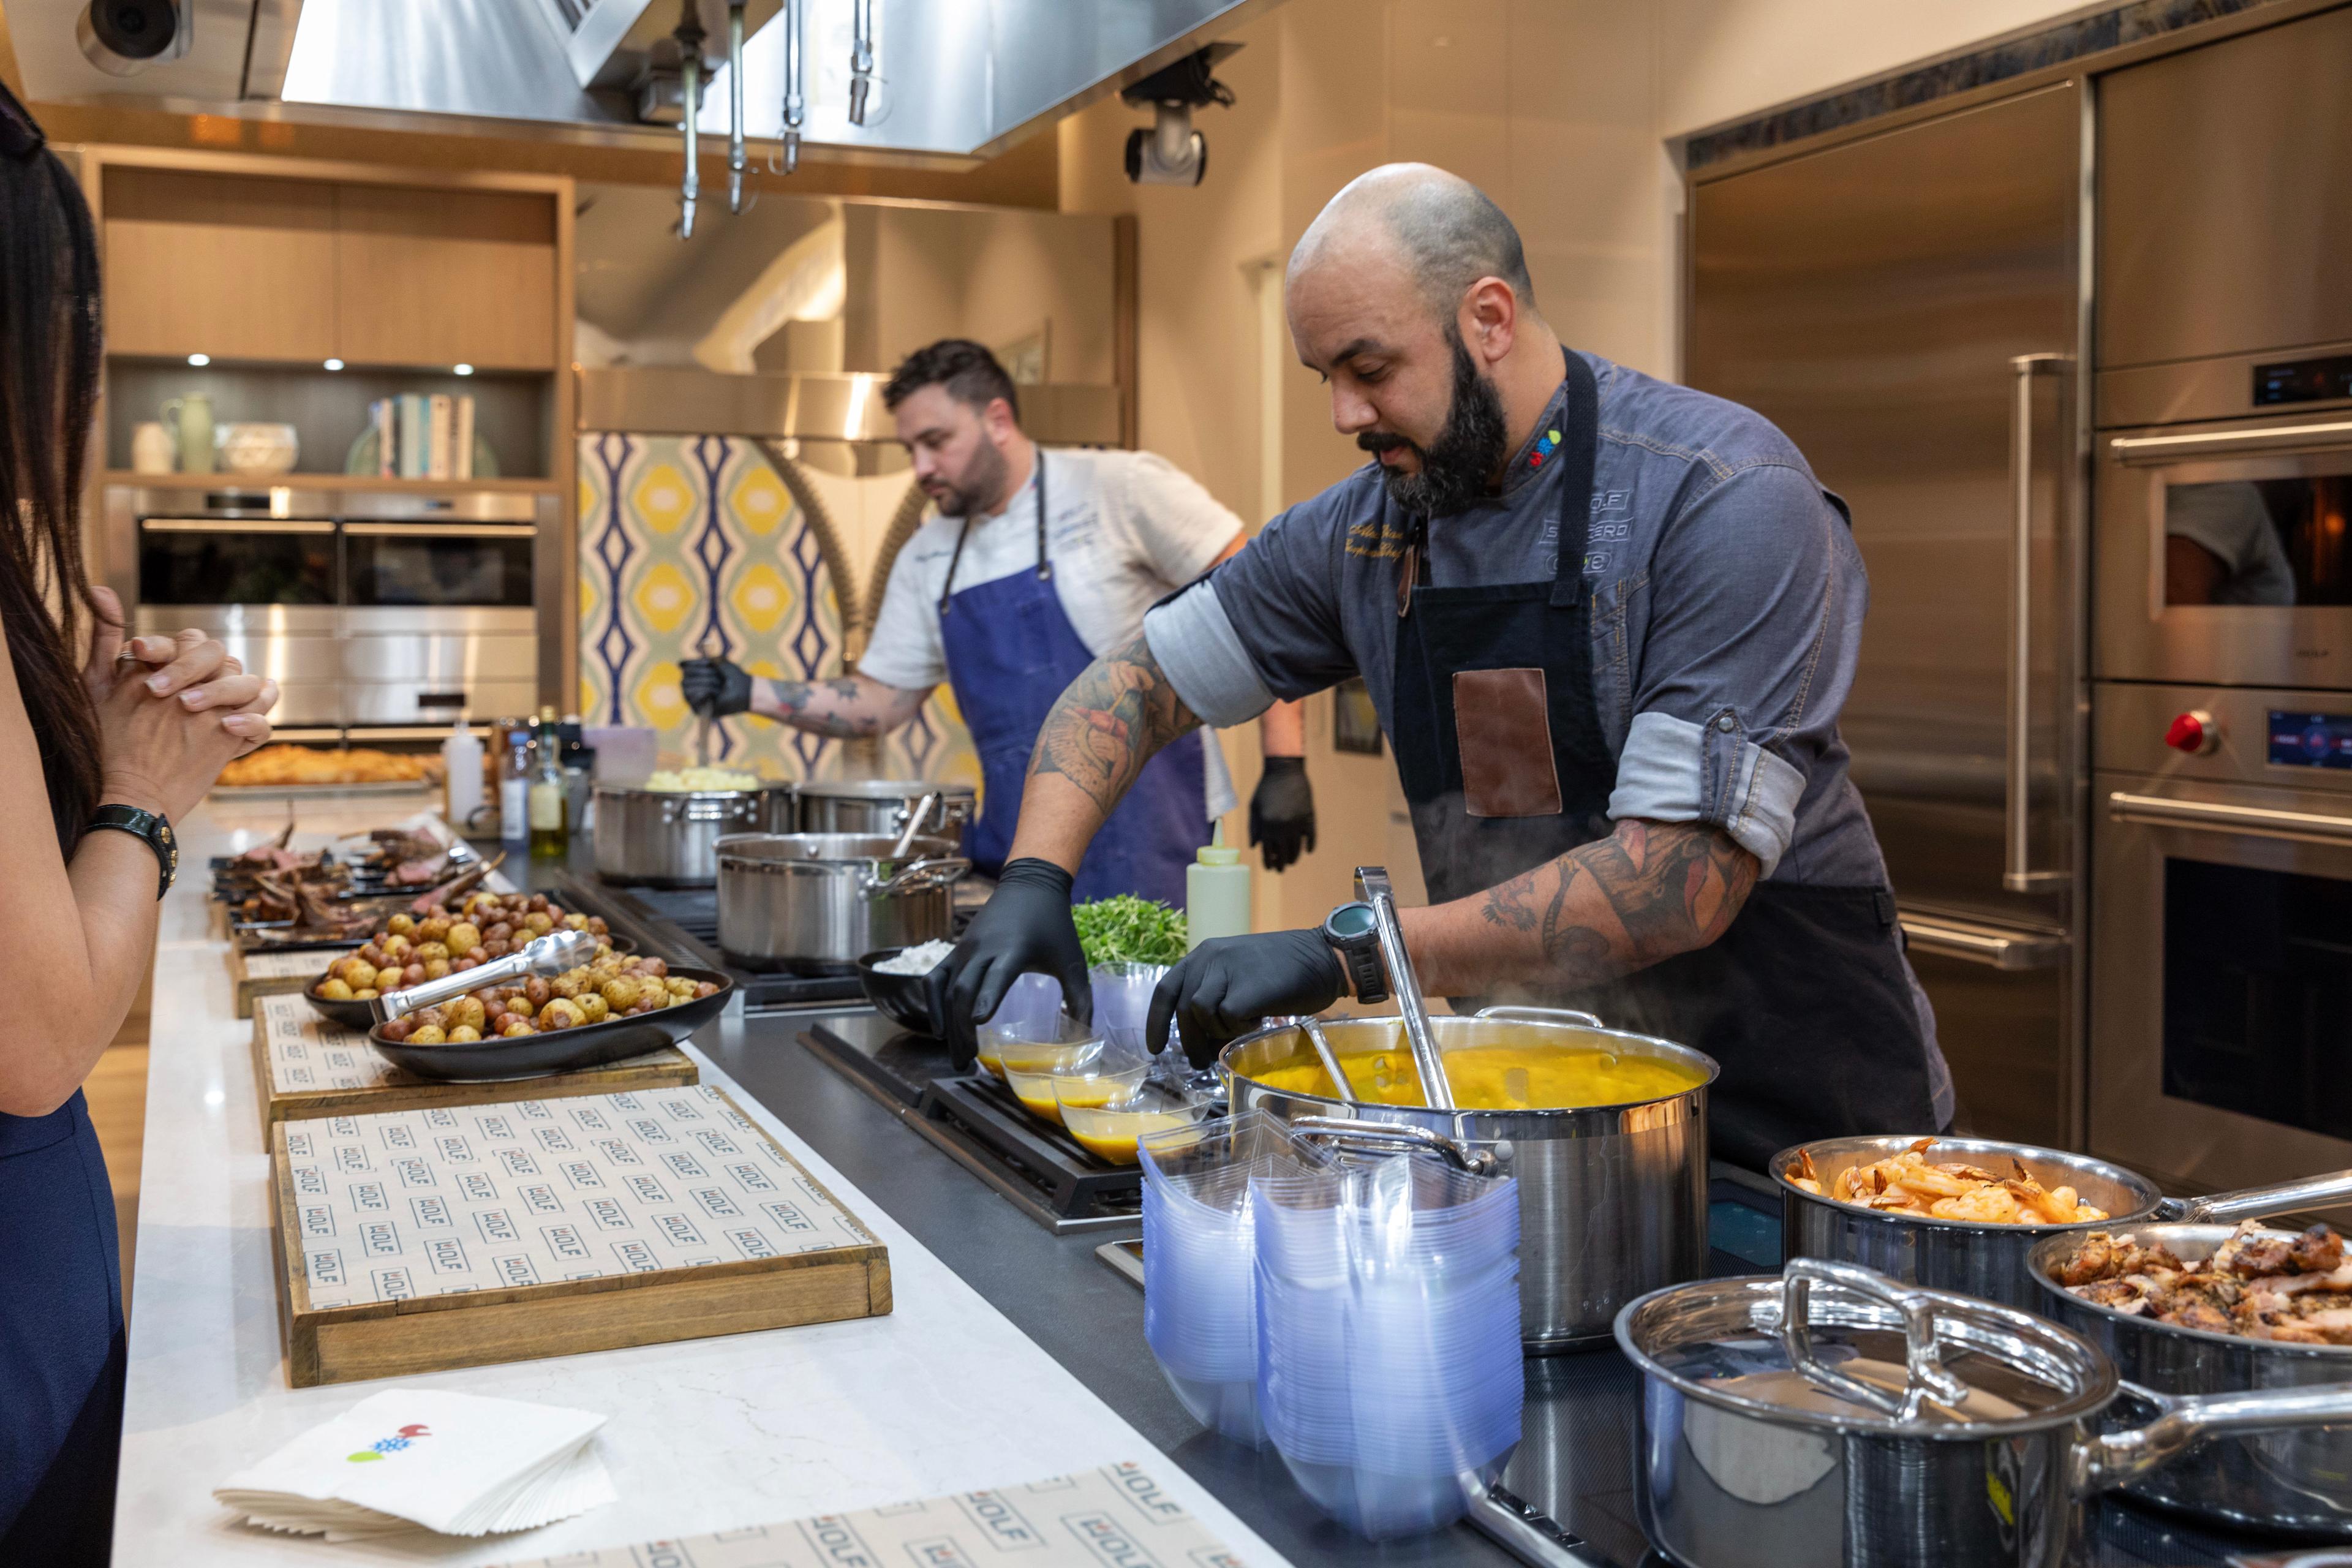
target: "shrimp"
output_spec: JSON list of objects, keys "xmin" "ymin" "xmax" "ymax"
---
[{"xmin": 1931, "ymin": 1186, "xmax": 2022, "ymax": 1224}]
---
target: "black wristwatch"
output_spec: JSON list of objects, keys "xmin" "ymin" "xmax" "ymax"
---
[
  {"xmin": 1321, "ymin": 901, "xmax": 1388, "ymax": 1005},
  {"xmin": 88, "ymin": 805, "xmax": 176, "ymax": 900}
]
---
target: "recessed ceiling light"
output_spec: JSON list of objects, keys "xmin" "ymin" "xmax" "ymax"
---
[
  {"xmin": 323, "ymin": 358, "xmax": 344, "ymax": 371},
  {"xmin": 453, "ymin": 363, "xmax": 475, "ymax": 377},
  {"xmin": 187, "ymin": 353, "xmax": 210, "ymax": 367}
]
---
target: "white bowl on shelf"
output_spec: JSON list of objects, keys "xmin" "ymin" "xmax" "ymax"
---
[{"xmin": 215, "ymin": 423, "xmax": 300, "ymax": 477}]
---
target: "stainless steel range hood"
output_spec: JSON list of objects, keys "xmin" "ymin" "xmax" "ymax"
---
[{"xmin": 12, "ymin": 0, "xmax": 1281, "ymax": 165}]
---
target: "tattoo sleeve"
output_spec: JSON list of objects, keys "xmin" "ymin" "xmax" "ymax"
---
[
  {"xmin": 753, "ymin": 674, "xmax": 925, "ymax": 739},
  {"xmin": 1025, "ymin": 633, "xmax": 1202, "ymax": 819},
  {"xmin": 1410, "ymin": 819, "xmax": 1759, "ymax": 995}
]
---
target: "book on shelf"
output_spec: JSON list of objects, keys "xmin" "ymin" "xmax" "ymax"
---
[
  {"xmin": 453, "ymin": 394, "xmax": 475, "ymax": 481},
  {"xmin": 427, "ymin": 394, "xmax": 453, "ymax": 480},
  {"xmin": 362, "ymin": 391, "xmax": 481, "ymax": 484},
  {"xmin": 396, "ymin": 394, "xmax": 428, "ymax": 480}
]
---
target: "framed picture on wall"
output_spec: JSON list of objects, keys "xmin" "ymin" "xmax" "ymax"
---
[
  {"xmin": 994, "ymin": 321, "xmax": 1051, "ymax": 385},
  {"xmin": 1331, "ymin": 677, "xmax": 1382, "ymax": 756}
]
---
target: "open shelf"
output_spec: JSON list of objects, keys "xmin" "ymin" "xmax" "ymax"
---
[{"xmin": 102, "ymin": 470, "xmax": 562, "ymax": 496}]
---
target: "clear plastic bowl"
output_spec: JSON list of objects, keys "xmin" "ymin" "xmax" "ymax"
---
[
  {"xmin": 1006, "ymin": 1046, "xmax": 1137, "ymax": 1126},
  {"xmin": 1058, "ymin": 1076, "xmax": 1208, "ymax": 1162}
]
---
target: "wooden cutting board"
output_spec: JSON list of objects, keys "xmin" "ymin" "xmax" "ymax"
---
[
  {"xmin": 229, "ymin": 946, "xmax": 346, "ymax": 1019},
  {"xmin": 249, "ymin": 993, "xmax": 698, "ymax": 1124},
  {"xmin": 268, "ymin": 1084, "xmax": 892, "ymax": 1387}
]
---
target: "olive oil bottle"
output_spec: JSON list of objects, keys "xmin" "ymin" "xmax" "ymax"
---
[{"xmin": 527, "ymin": 708, "xmax": 570, "ymax": 859}]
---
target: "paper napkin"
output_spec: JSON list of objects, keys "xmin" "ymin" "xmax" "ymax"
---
[{"xmin": 216, "ymin": 1388, "xmax": 614, "ymax": 1541}]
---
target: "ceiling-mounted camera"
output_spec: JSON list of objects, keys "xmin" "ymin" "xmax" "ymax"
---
[
  {"xmin": 1121, "ymin": 43, "xmax": 1240, "ymax": 187},
  {"xmin": 77, "ymin": 0, "xmax": 190, "ymax": 77}
]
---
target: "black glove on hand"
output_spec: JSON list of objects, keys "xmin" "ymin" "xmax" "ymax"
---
[
  {"xmin": 1248, "ymin": 756, "xmax": 1316, "ymax": 872},
  {"xmin": 1148, "ymin": 929, "xmax": 1346, "ymax": 1069},
  {"xmin": 943, "ymin": 858, "xmax": 1091, "ymax": 1071},
  {"xmin": 680, "ymin": 656, "xmax": 753, "ymax": 718}
]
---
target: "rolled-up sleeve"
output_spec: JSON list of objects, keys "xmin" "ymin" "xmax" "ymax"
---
[
  {"xmin": 1606, "ymin": 462, "xmax": 1860, "ymax": 878},
  {"xmin": 1144, "ymin": 491, "xmax": 1357, "ymax": 725}
]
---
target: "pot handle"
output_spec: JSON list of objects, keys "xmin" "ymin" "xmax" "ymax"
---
[
  {"xmin": 1289, "ymin": 1114, "xmax": 1499, "ymax": 1177},
  {"xmin": 2082, "ymin": 1379, "xmax": 2352, "ymax": 1493},
  {"xmin": 663, "ymin": 794, "xmax": 761, "ymax": 823},
  {"xmin": 2162, "ymin": 1167, "xmax": 2352, "ymax": 1223},
  {"xmin": 865, "ymin": 857, "xmax": 971, "ymax": 897},
  {"xmin": 1779, "ymin": 1257, "xmax": 1976, "ymax": 1422},
  {"xmin": 1474, "ymin": 1005, "xmax": 1605, "ymax": 1029}
]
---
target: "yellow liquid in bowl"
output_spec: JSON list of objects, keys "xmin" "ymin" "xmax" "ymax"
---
[
  {"xmin": 1063, "ymin": 1104, "xmax": 1204, "ymax": 1164},
  {"xmin": 1250, "ymin": 1028, "xmax": 1704, "ymax": 1110}
]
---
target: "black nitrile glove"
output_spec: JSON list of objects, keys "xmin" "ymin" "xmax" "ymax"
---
[
  {"xmin": 1248, "ymin": 755, "xmax": 1316, "ymax": 872},
  {"xmin": 1147, "ymin": 929, "xmax": 1346, "ymax": 1068},
  {"xmin": 943, "ymin": 858, "xmax": 1091, "ymax": 1069},
  {"xmin": 680, "ymin": 655, "xmax": 753, "ymax": 718}
]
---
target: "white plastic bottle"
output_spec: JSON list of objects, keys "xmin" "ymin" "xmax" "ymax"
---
[
  {"xmin": 1185, "ymin": 823, "xmax": 1251, "ymax": 950},
  {"xmin": 441, "ymin": 715, "xmax": 483, "ymax": 832}
]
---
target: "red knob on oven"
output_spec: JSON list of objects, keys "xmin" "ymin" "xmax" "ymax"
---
[{"xmin": 2165, "ymin": 709, "xmax": 2221, "ymax": 755}]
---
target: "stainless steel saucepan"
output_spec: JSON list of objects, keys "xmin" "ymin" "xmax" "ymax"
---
[
  {"xmin": 1618, "ymin": 1256, "xmax": 2352, "ymax": 1568},
  {"xmin": 593, "ymin": 782, "xmax": 792, "ymax": 887},
  {"xmin": 2032, "ymin": 1220, "xmax": 2352, "ymax": 1538},
  {"xmin": 714, "ymin": 832, "xmax": 968, "ymax": 974},
  {"xmin": 1774, "ymin": 1133, "xmax": 2352, "ymax": 1313}
]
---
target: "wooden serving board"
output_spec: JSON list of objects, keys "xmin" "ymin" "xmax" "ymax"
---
[
  {"xmin": 268, "ymin": 1084, "xmax": 892, "ymax": 1387},
  {"xmin": 230, "ymin": 946, "xmax": 342, "ymax": 1019},
  {"xmin": 248, "ymin": 993, "xmax": 698, "ymax": 1125}
]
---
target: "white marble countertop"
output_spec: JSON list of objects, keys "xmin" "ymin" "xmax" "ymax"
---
[{"xmin": 113, "ymin": 794, "xmax": 1288, "ymax": 1566}]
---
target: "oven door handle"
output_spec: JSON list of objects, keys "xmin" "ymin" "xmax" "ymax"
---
[
  {"xmin": 2108, "ymin": 419, "xmax": 2352, "ymax": 466},
  {"xmin": 2106, "ymin": 790, "xmax": 2352, "ymax": 846},
  {"xmin": 343, "ymin": 523, "xmax": 537, "ymax": 538},
  {"xmin": 140, "ymin": 518, "xmax": 334, "ymax": 535},
  {"xmin": 2006, "ymin": 352, "xmax": 2073, "ymax": 892},
  {"xmin": 1896, "ymin": 910, "xmax": 2067, "ymax": 971}
]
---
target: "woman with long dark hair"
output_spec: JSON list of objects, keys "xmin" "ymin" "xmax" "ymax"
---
[{"xmin": 1, "ymin": 85, "xmax": 279, "ymax": 1562}]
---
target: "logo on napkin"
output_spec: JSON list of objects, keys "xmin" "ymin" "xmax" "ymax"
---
[{"xmin": 347, "ymin": 1423, "xmax": 431, "ymax": 1463}]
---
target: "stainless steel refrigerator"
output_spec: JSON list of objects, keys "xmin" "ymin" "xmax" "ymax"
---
[{"xmin": 1686, "ymin": 83, "xmax": 2087, "ymax": 1148}]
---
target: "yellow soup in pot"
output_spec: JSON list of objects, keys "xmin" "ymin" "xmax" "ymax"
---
[{"xmin": 1248, "ymin": 1025, "xmax": 1704, "ymax": 1110}]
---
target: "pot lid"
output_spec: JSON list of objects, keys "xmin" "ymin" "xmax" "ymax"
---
[
  {"xmin": 797, "ymin": 778, "xmax": 976, "ymax": 801},
  {"xmin": 1615, "ymin": 1259, "xmax": 2114, "ymax": 1438}
]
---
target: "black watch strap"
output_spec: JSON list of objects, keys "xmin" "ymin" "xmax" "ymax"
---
[
  {"xmin": 1322, "ymin": 901, "xmax": 1388, "ymax": 1005},
  {"xmin": 88, "ymin": 805, "xmax": 177, "ymax": 900}
]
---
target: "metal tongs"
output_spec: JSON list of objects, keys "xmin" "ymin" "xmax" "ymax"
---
[
  {"xmin": 369, "ymin": 927, "xmax": 598, "ymax": 1024},
  {"xmin": 884, "ymin": 790, "xmax": 943, "ymax": 861},
  {"xmin": 1354, "ymin": 865, "xmax": 1457, "ymax": 1110}
]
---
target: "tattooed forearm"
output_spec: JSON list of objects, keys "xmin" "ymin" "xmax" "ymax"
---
[
  {"xmin": 752, "ymin": 674, "xmax": 929, "ymax": 739},
  {"xmin": 1413, "ymin": 819, "xmax": 1759, "ymax": 995},
  {"xmin": 1024, "ymin": 633, "xmax": 1202, "ymax": 817}
]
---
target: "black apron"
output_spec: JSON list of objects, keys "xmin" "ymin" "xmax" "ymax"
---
[{"xmin": 1389, "ymin": 352, "xmax": 1938, "ymax": 1170}]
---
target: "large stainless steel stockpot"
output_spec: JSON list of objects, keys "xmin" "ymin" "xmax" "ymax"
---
[
  {"xmin": 593, "ymin": 783, "xmax": 791, "ymax": 887},
  {"xmin": 1618, "ymin": 1257, "xmax": 2352, "ymax": 1568},
  {"xmin": 714, "ymin": 832, "xmax": 968, "ymax": 974},
  {"xmin": 1219, "ymin": 1006, "xmax": 1716, "ymax": 1350},
  {"xmin": 2032, "ymin": 1220, "xmax": 2352, "ymax": 1538},
  {"xmin": 794, "ymin": 779, "xmax": 974, "ymax": 839},
  {"xmin": 1775, "ymin": 1134, "xmax": 2352, "ymax": 1313}
]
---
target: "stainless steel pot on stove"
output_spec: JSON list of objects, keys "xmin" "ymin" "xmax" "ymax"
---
[
  {"xmin": 1618, "ymin": 1257, "xmax": 2352, "ymax": 1568},
  {"xmin": 714, "ymin": 832, "xmax": 968, "ymax": 974},
  {"xmin": 2031, "ymin": 1221, "xmax": 2352, "ymax": 1538},
  {"xmin": 794, "ymin": 778, "xmax": 974, "ymax": 839},
  {"xmin": 1219, "ymin": 1005, "xmax": 1716, "ymax": 1349},
  {"xmin": 593, "ymin": 782, "xmax": 792, "ymax": 887},
  {"xmin": 1774, "ymin": 1134, "xmax": 2352, "ymax": 1313}
]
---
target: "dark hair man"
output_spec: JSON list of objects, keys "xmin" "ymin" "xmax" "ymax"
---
[
  {"xmin": 938, "ymin": 168, "xmax": 1953, "ymax": 1170},
  {"xmin": 683, "ymin": 339, "xmax": 1315, "ymax": 906}
]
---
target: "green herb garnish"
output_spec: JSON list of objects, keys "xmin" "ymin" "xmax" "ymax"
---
[{"xmin": 1072, "ymin": 895, "xmax": 1189, "ymax": 967}]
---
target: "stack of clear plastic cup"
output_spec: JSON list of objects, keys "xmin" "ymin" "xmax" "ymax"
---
[
  {"xmin": 1089, "ymin": 962, "xmax": 1167, "ymax": 1054},
  {"xmin": 1251, "ymin": 1150, "xmax": 1523, "ymax": 1540},
  {"xmin": 1137, "ymin": 1112, "xmax": 1332, "ymax": 1446}
]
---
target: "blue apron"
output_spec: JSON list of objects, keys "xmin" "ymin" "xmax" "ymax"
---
[
  {"xmin": 0, "ymin": 1091, "xmax": 126, "ymax": 1565},
  {"xmin": 937, "ymin": 454, "xmax": 1210, "ymax": 907}
]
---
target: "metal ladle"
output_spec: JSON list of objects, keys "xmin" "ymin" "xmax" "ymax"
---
[
  {"xmin": 1290, "ymin": 1014, "xmax": 1360, "ymax": 1104},
  {"xmin": 1354, "ymin": 865, "xmax": 1456, "ymax": 1110}
]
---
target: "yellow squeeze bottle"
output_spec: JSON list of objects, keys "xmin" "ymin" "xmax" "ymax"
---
[{"xmin": 1186, "ymin": 823, "xmax": 1251, "ymax": 949}]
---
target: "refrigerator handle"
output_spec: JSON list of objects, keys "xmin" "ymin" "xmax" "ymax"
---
[{"xmin": 2005, "ymin": 352, "xmax": 2073, "ymax": 894}]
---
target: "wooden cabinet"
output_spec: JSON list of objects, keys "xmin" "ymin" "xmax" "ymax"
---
[
  {"xmin": 100, "ymin": 168, "xmax": 558, "ymax": 371},
  {"xmin": 332, "ymin": 186, "xmax": 557, "ymax": 371},
  {"xmin": 104, "ymin": 170, "xmax": 338, "ymax": 363}
]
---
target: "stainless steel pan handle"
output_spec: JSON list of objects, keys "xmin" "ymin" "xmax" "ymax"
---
[
  {"xmin": 2006, "ymin": 352, "xmax": 2073, "ymax": 893},
  {"xmin": 1289, "ymin": 1114, "xmax": 1497, "ymax": 1176},
  {"xmin": 2081, "ymin": 1381, "xmax": 2352, "ymax": 1491},
  {"xmin": 2108, "ymin": 790, "xmax": 2352, "ymax": 846},
  {"xmin": 1474, "ymin": 1005, "xmax": 1605, "ymax": 1029},
  {"xmin": 2109, "ymin": 419, "xmax": 2352, "ymax": 465},
  {"xmin": 865, "ymin": 857, "xmax": 970, "ymax": 897},
  {"xmin": 2158, "ymin": 1167, "xmax": 2352, "ymax": 1223},
  {"xmin": 1779, "ymin": 1257, "xmax": 1975, "ymax": 1422}
]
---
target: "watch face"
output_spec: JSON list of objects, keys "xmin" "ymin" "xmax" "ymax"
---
[{"xmin": 1328, "ymin": 902, "xmax": 1376, "ymax": 940}]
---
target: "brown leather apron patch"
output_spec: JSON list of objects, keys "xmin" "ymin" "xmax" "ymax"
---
[{"xmin": 1452, "ymin": 668, "xmax": 1564, "ymax": 818}]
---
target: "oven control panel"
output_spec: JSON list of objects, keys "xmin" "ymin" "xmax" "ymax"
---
[{"xmin": 2267, "ymin": 710, "xmax": 2352, "ymax": 770}]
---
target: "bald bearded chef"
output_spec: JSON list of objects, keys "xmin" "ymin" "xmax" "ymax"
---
[{"xmin": 935, "ymin": 165, "xmax": 1954, "ymax": 1169}]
